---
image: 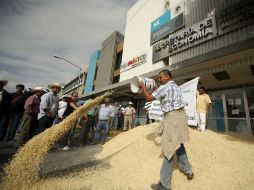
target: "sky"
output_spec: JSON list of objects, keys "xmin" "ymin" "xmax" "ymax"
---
[{"xmin": 0, "ymin": 0, "xmax": 137, "ymax": 92}]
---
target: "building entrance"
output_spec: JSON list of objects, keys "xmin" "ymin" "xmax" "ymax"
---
[{"xmin": 208, "ymin": 89, "xmax": 253, "ymax": 136}]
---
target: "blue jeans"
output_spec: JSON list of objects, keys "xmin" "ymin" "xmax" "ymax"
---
[
  {"xmin": 8, "ymin": 112, "xmax": 24, "ymax": 139},
  {"xmin": 160, "ymin": 144, "xmax": 192, "ymax": 189},
  {"xmin": 111, "ymin": 115, "xmax": 119, "ymax": 129},
  {"xmin": 93, "ymin": 120, "xmax": 109, "ymax": 143}
]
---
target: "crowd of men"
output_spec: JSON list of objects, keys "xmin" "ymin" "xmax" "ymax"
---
[{"xmin": 0, "ymin": 79, "xmax": 138, "ymax": 150}]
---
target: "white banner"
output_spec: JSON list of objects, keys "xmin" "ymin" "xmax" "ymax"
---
[
  {"xmin": 149, "ymin": 77, "xmax": 199, "ymax": 125},
  {"xmin": 180, "ymin": 77, "xmax": 199, "ymax": 125},
  {"xmin": 148, "ymin": 100, "xmax": 164, "ymax": 121}
]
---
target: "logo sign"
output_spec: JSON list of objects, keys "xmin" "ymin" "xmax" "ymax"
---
[
  {"xmin": 217, "ymin": 0, "xmax": 254, "ymax": 35},
  {"xmin": 150, "ymin": 1, "xmax": 185, "ymax": 45},
  {"xmin": 152, "ymin": 14, "xmax": 217, "ymax": 63},
  {"xmin": 120, "ymin": 53, "xmax": 147, "ymax": 73},
  {"xmin": 151, "ymin": 11, "xmax": 171, "ymax": 33}
]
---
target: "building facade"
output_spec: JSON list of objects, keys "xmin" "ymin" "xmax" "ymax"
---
[
  {"xmin": 81, "ymin": 31, "xmax": 124, "ymax": 99},
  {"xmin": 94, "ymin": 31, "xmax": 124, "ymax": 90},
  {"xmin": 80, "ymin": 0, "xmax": 254, "ymax": 135},
  {"xmin": 119, "ymin": 0, "xmax": 254, "ymax": 135},
  {"xmin": 84, "ymin": 50, "xmax": 100, "ymax": 94},
  {"xmin": 62, "ymin": 72, "xmax": 86, "ymax": 96}
]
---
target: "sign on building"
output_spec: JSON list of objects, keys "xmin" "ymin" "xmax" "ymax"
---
[
  {"xmin": 217, "ymin": 0, "xmax": 254, "ymax": 35},
  {"xmin": 120, "ymin": 53, "xmax": 147, "ymax": 73},
  {"xmin": 152, "ymin": 14, "xmax": 217, "ymax": 63},
  {"xmin": 150, "ymin": 0, "xmax": 185, "ymax": 45}
]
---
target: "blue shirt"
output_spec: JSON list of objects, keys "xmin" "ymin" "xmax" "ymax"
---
[{"xmin": 152, "ymin": 80, "xmax": 184, "ymax": 113}]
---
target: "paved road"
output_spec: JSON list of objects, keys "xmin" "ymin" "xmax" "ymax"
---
[
  {"xmin": 0, "ymin": 130, "xmax": 122, "ymax": 179},
  {"xmin": 0, "ymin": 140, "xmax": 16, "ymax": 177}
]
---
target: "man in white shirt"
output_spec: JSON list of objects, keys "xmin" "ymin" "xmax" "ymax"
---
[
  {"xmin": 92, "ymin": 98, "xmax": 114, "ymax": 145},
  {"xmin": 36, "ymin": 83, "xmax": 60, "ymax": 134}
]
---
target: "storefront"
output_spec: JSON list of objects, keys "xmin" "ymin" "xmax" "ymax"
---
[{"xmin": 208, "ymin": 88, "xmax": 254, "ymax": 135}]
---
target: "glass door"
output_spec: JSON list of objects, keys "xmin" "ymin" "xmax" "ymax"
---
[
  {"xmin": 207, "ymin": 94, "xmax": 225, "ymax": 132},
  {"xmin": 225, "ymin": 92, "xmax": 249, "ymax": 135}
]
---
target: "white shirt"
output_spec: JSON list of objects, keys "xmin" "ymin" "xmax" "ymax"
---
[
  {"xmin": 58, "ymin": 101, "xmax": 67, "ymax": 118},
  {"xmin": 38, "ymin": 92, "xmax": 59, "ymax": 119},
  {"xmin": 98, "ymin": 104, "xmax": 114, "ymax": 120}
]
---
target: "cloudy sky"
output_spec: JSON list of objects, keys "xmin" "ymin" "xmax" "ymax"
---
[{"xmin": 0, "ymin": 0, "xmax": 137, "ymax": 92}]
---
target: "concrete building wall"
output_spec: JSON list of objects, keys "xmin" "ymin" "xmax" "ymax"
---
[
  {"xmin": 120, "ymin": 0, "xmax": 167, "ymax": 81},
  {"xmin": 95, "ymin": 31, "xmax": 124, "ymax": 90},
  {"xmin": 84, "ymin": 50, "xmax": 100, "ymax": 94}
]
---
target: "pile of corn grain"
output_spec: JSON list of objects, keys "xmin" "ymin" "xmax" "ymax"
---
[
  {"xmin": 1, "ymin": 92, "xmax": 112, "ymax": 190},
  {"xmin": 24, "ymin": 124, "xmax": 254, "ymax": 190}
]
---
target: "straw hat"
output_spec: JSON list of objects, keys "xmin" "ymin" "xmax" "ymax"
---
[
  {"xmin": 60, "ymin": 94, "xmax": 71, "ymax": 99},
  {"xmin": 33, "ymin": 87, "xmax": 44, "ymax": 92},
  {"xmin": 48, "ymin": 83, "xmax": 61, "ymax": 89},
  {"xmin": 128, "ymin": 102, "xmax": 133, "ymax": 105},
  {"xmin": 104, "ymin": 98, "xmax": 111, "ymax": 102},
  {"xmin": 0, "ymin": 78, "xmax": 8, "ymax": 86}
]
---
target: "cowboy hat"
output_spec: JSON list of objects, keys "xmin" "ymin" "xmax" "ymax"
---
[
  {"xmin": 48, "ymin": 83, "xmax": 61, "ymax": 89},
  {"xmin": 104, "ymin": 97, "xmax": 111, "ymax": 102},
  {"xmin": 60, "ymin": 94, "xmax": 71, "ymax": 99},
  {"xmin": 33, "ymin": 87, "xmax": 44, "ymax": 92},
  {"xmin": 0, "ymin": 80, "xmax": 8, "ymax": 86},
  {"xmin": 0, "ymin": 78, "xmax": 8, "ymax": 86}
]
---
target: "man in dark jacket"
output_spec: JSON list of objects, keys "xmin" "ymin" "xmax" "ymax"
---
[
  {"xmin": 7, "ymin": 84, "xmax": 27, "ymax": 141},
  {"xmin": 0, "ymin": 79, "xmax": 11, "ymax": 141}
]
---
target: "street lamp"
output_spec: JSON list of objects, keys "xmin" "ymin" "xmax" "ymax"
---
[{"xmin": 53, "ymin": 55, "xmax": 82, "ymax": 85}]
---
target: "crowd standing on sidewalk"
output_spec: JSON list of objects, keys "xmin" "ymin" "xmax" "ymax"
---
[{"xmin": 0, "ymin": 78, "xmax": 141, "ymax": 151}]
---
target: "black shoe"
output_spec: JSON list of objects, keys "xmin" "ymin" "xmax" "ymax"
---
[
  {"xmin": 186, "ymin": 172, "xmax": 194, "ymax": 180},
  {"xmin": 151, "ymin": 182, "xmax": 170, "ymax": 190}
]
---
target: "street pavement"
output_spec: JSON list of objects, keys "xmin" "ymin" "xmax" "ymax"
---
[{"xmin": 0, "ymin": 129, "xmax": 122, "ymax": 179}]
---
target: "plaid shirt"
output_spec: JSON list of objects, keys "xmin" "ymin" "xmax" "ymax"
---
[{"xmin": 152, "ymin": 80, "xmax": 184, "ymax": 113}]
